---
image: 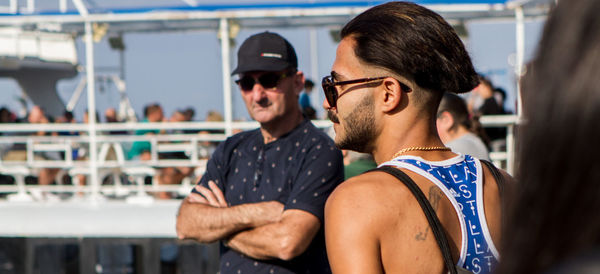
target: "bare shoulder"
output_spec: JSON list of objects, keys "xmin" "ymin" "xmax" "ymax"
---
[
  {"xmin": 325, "ymin": 168, "xmax": 451, "ymax": 273},
  {"xmin": 481, "ymin": 161, "xmax": 515, "ymax": 184},
  {"xmin": 325, "ymin": 170, "xmax": 414, "ymax": 226}
]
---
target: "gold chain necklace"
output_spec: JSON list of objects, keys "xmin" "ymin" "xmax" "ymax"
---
[{"xmin": 390, "ymin": 146, "xmax": 451, "ymax": 160}]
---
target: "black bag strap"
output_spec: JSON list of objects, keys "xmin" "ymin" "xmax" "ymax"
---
[
  {"xmin": 480, "ymin": 160, "xmax": 505, "ymax": 202},
  {"xmin": 480, "ymin": 159, "xmax": 508, "ymax": 227},
  {"xmin": 370, "ymin": 166, "xmax": 460, "ymax": 274}
]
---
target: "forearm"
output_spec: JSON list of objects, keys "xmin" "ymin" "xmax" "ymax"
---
[
  {"xmin": 176, "ymin": 198, "xmax": 281, "ymax": 243},
  {"xmin": 226, "ymin": 210, "xmax": 320, "ymax": 261}
]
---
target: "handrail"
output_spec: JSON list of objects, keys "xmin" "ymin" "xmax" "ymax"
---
[{"xmin": 0, "ymin": 117, "xmax": 518, "ymax": 200}]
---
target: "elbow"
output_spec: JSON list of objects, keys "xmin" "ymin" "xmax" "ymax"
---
[
  {"xmin": 276, "ymin": 236, "xmax": 307, "ymax": 261},
  {"xmin": 175, "ymin": 214, "xmax": 195, "ymax": 241},
  {"xmin": 175, "ymin": 206, "xmax": 217, "ymax": 243}
]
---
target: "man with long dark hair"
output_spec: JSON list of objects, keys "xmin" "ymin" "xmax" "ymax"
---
[{"xmin": 322, "ymin": 2, "xmax": 512, "ymax": 273}]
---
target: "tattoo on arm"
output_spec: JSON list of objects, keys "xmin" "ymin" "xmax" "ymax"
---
[{"xmin": 415, "ymin": 186, "xmax": 443, "ymax": 241}]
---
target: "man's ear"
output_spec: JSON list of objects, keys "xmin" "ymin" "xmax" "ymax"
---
[
  {"xmin": 379, "ymin": 77, "xmax": 406, "ymax": 113},
  {"xmin": 293, "ymin": 71, "xmax": 305, "ymax": 96},
  {"xmin": 438, "ymin": 111, "xmax": 454, "ymax": 131}
]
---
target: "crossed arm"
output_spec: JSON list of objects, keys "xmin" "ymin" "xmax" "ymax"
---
[{"xmin": 176, "ymin": 181, "xmax": 321, "ymax": 261}]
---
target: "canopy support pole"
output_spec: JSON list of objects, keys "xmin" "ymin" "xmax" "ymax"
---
[
  {"xmin": 508, "ymin": 5, "xmax": 526, "ymax": 175},
  {"xmin": 84, "ymin": 21, "xmax": 100, "ymax": 200},
  {"xmin": 515, "ymin": 5, "xmax": 525, "ymax": 120},
  {"xmin": 219, "ymin": 18, "xmax": 233, "ymax": 136},
  {"xmin": 309, "ymin": 28, "xmax": 320, "ymax": 114},
  {"xmin": 75, "ymin": 0, "xmax": 101, "ymax": 200}
]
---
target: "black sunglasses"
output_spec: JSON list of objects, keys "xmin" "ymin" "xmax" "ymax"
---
[
  {"xmin": 236, "ymin": 72, "xmax": 290, "ymax": 91},
  {"xmin": 322, "ymin": 75, "xmax": 412, "ymax": 108},
  {"xmin": 321, "ymin": 75, "xmax": 387, "ymax": 108}
]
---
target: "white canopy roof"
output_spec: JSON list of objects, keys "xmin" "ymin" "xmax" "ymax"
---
[{"xmin": 0, "ymin": 0, "xmax": 552, "ymax": 34}]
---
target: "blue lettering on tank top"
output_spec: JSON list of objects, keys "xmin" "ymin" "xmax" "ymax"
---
[{"xmin": 386, "ymin": 155, "xmax": 499, "ymax": 274}]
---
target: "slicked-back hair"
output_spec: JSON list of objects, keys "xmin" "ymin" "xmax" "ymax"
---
[
  {"xmin": 496, "ymin": 0, "xmax": 600, "ymax": 273},
  {"xmin": 341, "ymin": 1, "xmax": 478, "ymax": 99}
]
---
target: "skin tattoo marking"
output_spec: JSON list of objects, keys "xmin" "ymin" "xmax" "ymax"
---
[{"xmin": 415, "ymin": 186, "xmax": 443, "ymax": 241}]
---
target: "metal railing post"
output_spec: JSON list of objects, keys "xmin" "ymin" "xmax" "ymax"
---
[
  {"xmin": 219, "ymin": 18, "xmax": 233, "ymax": 137},
  {"xmin": 506, "ymin": 124, "xmax": 515, "ymax": 175},
  {"xmin": 515, "ymin": 5, "xmax": 525, "ymax": 119}
]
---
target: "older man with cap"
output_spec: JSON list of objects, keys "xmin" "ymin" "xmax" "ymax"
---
[{"xmin": 177, "ymin": 31, "xmax": 344, "ymax": 274}]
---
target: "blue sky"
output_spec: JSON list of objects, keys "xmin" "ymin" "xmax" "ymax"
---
[{"xmin": 0, "ymin": 1, "xmax": 545, "ymax": 121}]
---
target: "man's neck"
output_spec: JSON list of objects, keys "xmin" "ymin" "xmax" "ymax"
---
[
  {"xmin": 259, "ymin": 111, "xmax": 304, "ymax": 144},
  {"xmin": 371, "ymin": 113, "xmax": 446, "ymax": 164},
  {"xmin": 446, "ymin": 126, "xmax": 471, "ymax": 143}
]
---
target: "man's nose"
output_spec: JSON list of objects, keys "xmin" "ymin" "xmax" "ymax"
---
[{"xmin": 251, "ymin": 84, "xmax": 267, "ymax": 101}]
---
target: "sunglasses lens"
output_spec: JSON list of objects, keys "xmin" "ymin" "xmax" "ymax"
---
[
  {"xmin": 237, "ymin": 73, "xmax": 282, "ymax": 91},
  {"xmin": 322, "ymin": 76, "xmax": 337, "ymax": 108},
  {"xmin": 238, "ymin": 76, "xmax": 256, "ymax": 91},
  {"xmin": 258, "ymin": 73, "xmax": 281, "ymax": 89}
]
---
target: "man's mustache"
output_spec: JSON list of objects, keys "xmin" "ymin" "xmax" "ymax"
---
[
  {"xmin": 327, "ymin": 110, "xmax": 339, "ymax": 123},
  {"xmin": 253, "ymin": 98, "xmax": 271, "ymax": 108}
]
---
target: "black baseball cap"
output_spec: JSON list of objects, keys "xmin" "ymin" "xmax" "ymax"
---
[{"xmin": 231, "ymin": 31, "xmax": 298, "ymax": 75}]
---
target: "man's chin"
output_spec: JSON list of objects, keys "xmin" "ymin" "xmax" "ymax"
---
[
  {"xmin": 335, "ymin": 133, "xmax": 370, "ymax": 153},
  {"xmin": 250, "ymin": 109, "xmax": 273, "ymax": 122}
]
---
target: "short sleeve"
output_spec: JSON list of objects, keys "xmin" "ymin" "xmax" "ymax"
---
[
  {"xmin": 192, "ymin": 141, "xmax": 227, "ymax": 194},
  {"xmin": 284, "ymin": 140, "xmax": 344, "ymax": 223}
]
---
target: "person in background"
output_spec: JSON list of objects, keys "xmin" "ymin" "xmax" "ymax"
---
[
  {"xmin": 0, "ymin": 107, "xmax": 16, "ymax": 186},
  {"xmin": 0, "ymin": 107, "xmax": 15, "ymax": 155},
  {"xmin": 496, "ymin": 0, "xmax": 600, "ymax": 273},
  {"xmin": 181, "ymin": 107, "xmax": 200, "ymax": 134},
  {"xmin": 29, "ymin": 106, "xmax": 62, "ymax": 186},
  {"xmin": 104, "ymin": 107, "xmax": 127, "ymax": 135},
  {"xmin": 127, "ymin": 103, "xmax": 164, "ymax": 160},
  {"xmin": 177, "ymin": 31, "xmax": 344, "ymax": 274},
  {"xmin": 1, "ymin": 106, "xmax": 61, "ymax": 189},
  {"xmin": 299, "ymin": 79, "xmax": 317, "ymax": 119},
  {"xmin": 56, "ymin": 111, "xmax": 79, "ymax": 139},
  {"xmin": 104, "ymin": 107, "xmax": 119, "ymax": 123},
  {"xmin": 197, "ymin": 110, "xmax": 224, "ymax": 159},
  {"xmin": 156, "ymin": 109, "xmax": 194, "ymax": 199},
  {"xmin": 182, "ymin": 107, "xmax": 195, "ymax": 122},
  {"xmin": 436, "ymin": 92, "xmax": 490, "ymax": 161},
  {"xmin": 493, "ymin": 87, "xmax": 510, "ymax": 114},
  {"xmin": 469, "ymin": 75, "xmax": 507, "ymax": 147}
]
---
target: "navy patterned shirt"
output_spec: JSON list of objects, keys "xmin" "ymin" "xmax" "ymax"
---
[{"xmin": 195, "ymin": 119, "xmax": 344, "ymax": 274}]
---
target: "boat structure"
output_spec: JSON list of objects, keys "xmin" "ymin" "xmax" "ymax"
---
[{"xmin": 0, "ymin": 1, "xmax": 552, "ymax": 273}]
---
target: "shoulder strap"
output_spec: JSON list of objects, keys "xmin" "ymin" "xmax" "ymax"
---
[
  {"xmin": 370, "ymin": 166, "xmax": 460, "ymax": 274},
  {"xmin": 480, "ymin": 160, "xmax": 505, "ymax": 201},
  {"xmin": 480, "ymin": 159, "xmax": 508, "ymax": 229}
]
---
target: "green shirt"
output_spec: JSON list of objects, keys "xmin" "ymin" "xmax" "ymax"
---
[
  {"xmin": 127, "ymin": 119, "xmax": 160, "ymax": 159},
  {"xmin": 344, "ymin": 158, "xmax": 377, "ymax": 180}
]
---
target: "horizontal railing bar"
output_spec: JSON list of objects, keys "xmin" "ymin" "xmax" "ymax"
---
[{"xmin": 0, "ymin": 184, "xmax": 192, "ymax": 193}]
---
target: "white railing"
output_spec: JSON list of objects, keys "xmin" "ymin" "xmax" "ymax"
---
[
  {"xmin": 0, "ymin": 121, "xmax": 227, "ymax": 202},
  {"xmin": 0, "ymin": 117, "xmax": 517, "ymax": 202},
  {"xmin": 479, "ymin": 114, "xmax": 519, "ymax": 173}
]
